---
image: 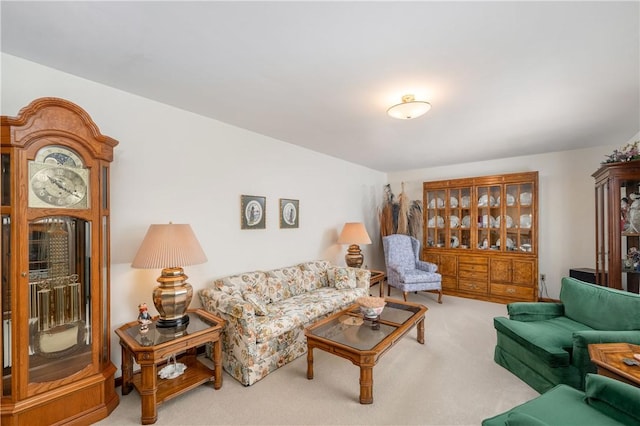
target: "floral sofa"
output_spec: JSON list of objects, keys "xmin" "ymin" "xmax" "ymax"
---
[{"xmin": 199, "ymin": 260, "xmax": 370, "ymax": 386}]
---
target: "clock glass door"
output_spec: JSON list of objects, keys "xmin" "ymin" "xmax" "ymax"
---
[{"xmin": 27, "ymin": 216, "xmax": 91, "ymax": 384}]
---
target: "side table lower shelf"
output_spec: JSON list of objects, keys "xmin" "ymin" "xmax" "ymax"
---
[{"xmin": 129, "ymin": 354, "xmax": 219, "ymax": 406}]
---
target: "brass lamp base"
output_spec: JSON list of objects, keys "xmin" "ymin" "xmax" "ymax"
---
[
  {"xmin": 345, "ymin": 244, "xmax": 364, "ymax": 268},
  {"xmin": 152, "ymin": 267, "xmax": 193, "ymax": 328}
]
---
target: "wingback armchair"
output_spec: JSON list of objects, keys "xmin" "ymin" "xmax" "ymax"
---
[{"xmin": 382, "ymin": 234, "xmax": 443, "ymax": 303}]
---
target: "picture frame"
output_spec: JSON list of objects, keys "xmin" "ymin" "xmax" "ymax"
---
[
  {"xmin": 241, "ymin": 195, "xmax": 266, "ymax": 229},
  {"xmin": 279, "ymin": 198, "xmax": 299, "ymax": 229}
]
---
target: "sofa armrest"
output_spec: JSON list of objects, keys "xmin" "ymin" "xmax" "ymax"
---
[
  {"xmin": 584, "ymin": 373, "xmax": 640, "ymax": 424},
  {"xmin": 507, "ymin": 302, "xmax": 564, "ymax": 322},
  {"xmin": 199, "ymin": 288, "xmax": 256, "ymax": 321},
  {"xmin": 416, "ymin": 260, "xmax": 437, "ymax": 273},
  {"xmin": 571, "ymin": 330, "xmax": 640, "ymax": 373}
]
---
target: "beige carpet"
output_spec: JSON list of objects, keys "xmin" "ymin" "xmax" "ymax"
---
[{"xmin": 96, "ymin": 290, "xmax": 538, "ymax": 425}]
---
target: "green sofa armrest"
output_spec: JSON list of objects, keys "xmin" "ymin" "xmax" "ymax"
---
[
  {"xmin": 507, "ymin": 302, "xmax": 564, "ymax": 322},
  {"xmin": 572, "ymin": 330, "xmax": 640, "ymax": 368},
  {"xmin": 584, "ymin": 374, "xmax": 640, "ymax": 424}
]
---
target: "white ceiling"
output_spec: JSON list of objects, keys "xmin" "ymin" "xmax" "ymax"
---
[{"xmin": 2, "ymin": 1, "xmax": 639, "ymax": 172}]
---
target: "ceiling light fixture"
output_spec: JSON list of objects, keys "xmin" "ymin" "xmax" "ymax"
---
[{"xmin": 387, "ymin": 94, "xmax": 431, "ymax": 120}]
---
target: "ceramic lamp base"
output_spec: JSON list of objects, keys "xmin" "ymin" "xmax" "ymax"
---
[
  {"xmin": 345, "ymin": 244, "xmax": 364, "ymax": 268},
  {"xmin": 152, "ymin": 267, "xmax": 193, "ymax": 328}
]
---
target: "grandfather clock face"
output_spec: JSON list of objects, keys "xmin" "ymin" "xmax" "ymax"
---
[{"xmin": 28, "ymin": 145, "xmax": 90, "ymax": 209}]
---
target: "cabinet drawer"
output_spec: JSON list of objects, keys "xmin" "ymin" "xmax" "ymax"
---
[
  {"xmin": 460, "ymin": 256, "xmax": 488, "ymax": 265},
  {"xmin": 459, "ymin": 263, "xmax": 488, "ymax": 274},
  {"xmin": 490, "ymin": 283, "xmax": 534, "ymax": 300},
  {"xmin": 458, "ymin": 279, "xmax": 488, "ymax": 294}
]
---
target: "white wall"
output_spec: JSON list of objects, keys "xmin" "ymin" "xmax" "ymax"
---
[
  {"xmin": 388, "ymin": 137, "xmax": 640, "ymax": 300},
  {"xmin": 2, "ymin": 53, "xmax": 386, "ymax": 376}
]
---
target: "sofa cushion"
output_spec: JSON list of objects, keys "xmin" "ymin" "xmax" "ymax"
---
[
  {"xmin": 266, "ymin": 267, "xmax": 303, "ymax": 300},
  {"xmin": 333, "ymin": 267, "xmax": 357, "ymax": 289},
  {"xmin": 494, "ymin": 316, "xmax": 594, "ymax": 367},
  {"xmin": 242, "ymin": 291, "xmax": 269, "ymax": 316},
  {"xmin": 560, "ymin": 277, "xmax": 640, "ymax": 331},
  {"xmin": 254, "ymin": 287, "xmax": 367, "ymax": 343},
  {"xmin": 214, "ymin": 271, "xmax": 267, "ymax": 297},
  {"xmin": 298, "ymin": 260, "xmax": 331, "ymax": 288}
]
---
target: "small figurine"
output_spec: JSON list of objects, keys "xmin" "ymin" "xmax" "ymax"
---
[{"xmin": 137, "ymin": 303, "xmax": 152, "ymax": 332}]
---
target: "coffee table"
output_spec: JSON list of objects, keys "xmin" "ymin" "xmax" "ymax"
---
[
  {"xmin": 305, "ymin": 298, "xmax": 427, "ymax": 404},
  {"xmin": 588, "ymin": 342, "xmax": 640, "ymax": 387}
]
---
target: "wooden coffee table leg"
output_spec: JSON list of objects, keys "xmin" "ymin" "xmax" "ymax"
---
[
  {"xmin": 417, "ymin": 317, "xmax": 425, "ymax": 344},
  {"xmin": 213, "ymin": 340, "xmax": 223, "ymax": 389},
  {"xmin": 359, "ymin": 365, "xmax": 374, "ymax": 404},
  {"xmin": 307, "ymin": 346, "xmax": 314, "ymax": 380}
]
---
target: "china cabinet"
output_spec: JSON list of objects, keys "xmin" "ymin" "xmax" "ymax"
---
[
  {"xmin": 422, "ymin": 172, "xmax": 538, "ymax": 303},
  {"xmin": 1, "ymin": 98, "xmax": 119, "ymax": 424},
  {"xmin": 593, "ymin": 161, "xmax": 640, "ymax": 293}
]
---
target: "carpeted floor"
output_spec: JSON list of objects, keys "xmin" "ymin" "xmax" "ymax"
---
[{"xmin": 96, "ymin": 290, "xmax": 539, "ymax": 425}]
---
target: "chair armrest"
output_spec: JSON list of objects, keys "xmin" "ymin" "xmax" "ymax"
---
[
  {"xmin": 507, "ymin": 302, "xmax": 564, "ymax": 322},
  {"xmin": 572, "ymin": 330, "xmax": 640, "ymax": 372},
  {"xmin": 416, "ymin": 260, "xmax": 437, "ymax": 273},
  {"xmin": 387, "ymin": 263, "xmax": 404, "ymax": 274},
  {"xmin": 584, "ymin": 374, "xmax": 640, "ymax": 424}
]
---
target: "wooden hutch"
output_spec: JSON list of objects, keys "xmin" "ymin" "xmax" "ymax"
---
[
  {"xmin": 422, "ymin": 172, "xmax": 539, "ymax": 303},
  {"xmin": 1, "ymin": 98, "xmax": 119, "ymax": 424},
  {"xmin": 593, "ymin": 161, "xmax": 640, "ymax": 293}
]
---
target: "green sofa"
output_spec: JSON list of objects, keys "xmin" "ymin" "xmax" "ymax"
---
[
  {"xmin": 482, "ymin": 374, "xmax": 640, "ymax": 426},
  {"xmin": 494, "ymin": 277, "xmax": 640, "ymax": 393}
]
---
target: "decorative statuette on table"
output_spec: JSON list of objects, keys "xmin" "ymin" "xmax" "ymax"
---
[{"xmin": 138, "ymin": 302, "xmax": 152, "ymax": 332}]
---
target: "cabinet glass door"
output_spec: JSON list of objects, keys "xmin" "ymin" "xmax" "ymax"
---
[
  {"xmin": 506, "ymin": 183, "xmax": 534, "ymax": 253},
  {"xmin": 425, "ymin": 189, "xmax": 446, "ymax": 248},
  {"xmin": 477, "ymin": 185, "xmax": 500, "ymax": 250},
  {"xmin": 448, "ymin": 187, "xmax": 471, "ymax": 249},
  {"xmin": 27, "ymin": 217, "xmax": 92, "ymax": 385}
]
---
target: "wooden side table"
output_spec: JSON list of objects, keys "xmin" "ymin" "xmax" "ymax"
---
[
  {"xmin": 116, "ymin": 309, "xmax": 225, "ymax": 424},
  {"xmin": 369, "ymin": 270, "xmax": 386, "ymax": 297},
  {"xmin": 588, "ymin": 342, "xmax": 640, "ymax": 387}
]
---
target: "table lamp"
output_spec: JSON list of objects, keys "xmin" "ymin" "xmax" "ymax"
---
[
  {"xmin": 337, "ymin": 222, "xmax": 372, "ymax": 268},
  {"xmin": 131, "ymin": 223, "xmax": 207, "ymax": 328}
]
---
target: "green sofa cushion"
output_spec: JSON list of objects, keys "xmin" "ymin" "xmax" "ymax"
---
[
  {"xmin": 560, "ymin": 277, "xmax": 640, "ymax": 330},
  {"xmin": 494, "ymin": 316, "xmax": 593, "ymax": 367},
  {"xmin": 507, "ymin": 302, "xmax": 564, "ymax": 322},
  {"xmin": 584, "ymin": 374, "xmax": 640, "ymax": 424},
  {"xmin": 482, "ymin": 382, "xmax": 631, "ymax": 426}
]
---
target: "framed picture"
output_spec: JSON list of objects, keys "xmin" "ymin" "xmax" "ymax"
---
[
  {"xmin": 279, "ymin": 198, "xmax": 299, "ymax": 229},
  {"xmin": 241, "ymin": 195, "xmax": 266, "ymax": 229}
]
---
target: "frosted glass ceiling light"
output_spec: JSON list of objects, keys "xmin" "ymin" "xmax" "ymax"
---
[{"xmin": 387, "ymin": 94, "xmax": 431, "ymax": 120}]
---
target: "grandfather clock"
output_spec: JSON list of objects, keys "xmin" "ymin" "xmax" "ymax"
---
[{"xmin": 1, "ymin": 98, "xmax": 119, "ymax": 424}]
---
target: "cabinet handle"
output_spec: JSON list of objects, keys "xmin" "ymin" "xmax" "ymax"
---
[
  {"xmin": 21, "ymin": 272, "xmax": 27, "ymax": 278},
  {"xmin": 506, "ymin": 288, "xmax": 516, "ymax": 294}
]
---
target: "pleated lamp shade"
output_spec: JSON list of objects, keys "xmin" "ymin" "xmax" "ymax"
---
[
  {"xmin": 132, "ymin": 223, "xmax": 207, "ymax": 269},
  {"xmin": 131, "ymin": 223, "xmax": 207, "ymax": 328}
]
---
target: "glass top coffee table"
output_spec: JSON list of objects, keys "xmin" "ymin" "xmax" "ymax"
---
[{"xmin": 304, "ymin": 298, "xmax": 427, "ymax": 404}]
